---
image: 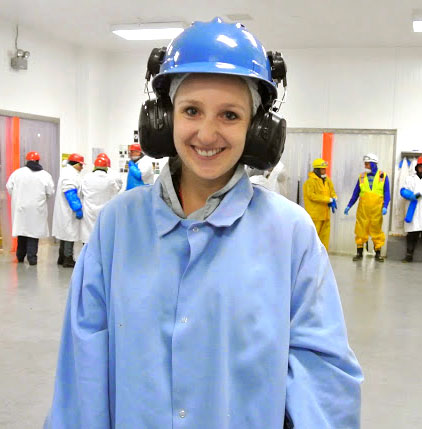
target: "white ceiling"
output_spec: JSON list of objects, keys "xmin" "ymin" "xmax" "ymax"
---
[{"xmin": 1, "ymin": 0, "xmax": 422, "ymax": 52}]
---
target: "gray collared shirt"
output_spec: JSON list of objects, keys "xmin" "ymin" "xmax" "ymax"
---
[{"xmin": 159, "ymin": 158, "xmax": 247, "ymax": 221}]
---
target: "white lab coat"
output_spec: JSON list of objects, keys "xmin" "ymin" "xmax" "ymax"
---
[
  {"xmin": 107, "ymin": 168, "xmax": 123, "ymax": 192},
  {"xmin": 52, "ymin": 164, "xmax": 82, "ymax": 242},
  {"xmin": 80, "ymin": 170, "xmax": 121, "ymax": 243},
  {"xmin": 268, "ymin": 160, "xmax": 288, "ymax": 196},
  {"xmin": 137, "ymin": 155, "xmax": 155, "ymax": 184},
  {"xmin": 6, "ymin": 166, "xmax": 55, "ymax": 238},
  {"xmin": 393, "ymin": 157, "xmax": 410, "ymax": 234},
  {"xmin": 403, "ymin": 174, "xmax": 422, "ymax": 233}
]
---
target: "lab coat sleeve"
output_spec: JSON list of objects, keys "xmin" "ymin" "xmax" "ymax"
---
[
  {"xmin": 46, "ymin": 175, "xmax": 55, "ymax": 198},
  {"xmin": 5, "ymin": 171, "xmax": 15, "ymax": 195},
  {"xmin": 61, "ymin": 177, "xmax": 79, "ymax": 193},
  {"xmin": 287, "ymin": 225, "xmax": 363, "ymax": 428},
  {"xmin": 304, "ymin": 180, "xmax": 331, "ymax": 204},
  {"xmin": 44, "ymin": 221, "xmax": 110, "ymax": 429}
]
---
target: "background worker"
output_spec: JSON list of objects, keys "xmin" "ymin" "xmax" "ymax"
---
[
  {"xmin": 96, "ymin": 152, "xmax": 123, "ymax": 192},
  {"xmin": 6, "ymin": 151, "xmax": 55, "ymax": 265},
  {"xmin": 80, "ymin": 156, "xmax": 121, "ymax": 243},
  {"xmin": 126, "ymin": 143, "xmax": 154, "ymax": 190},
  {"xmin": 344, "ymin": 153, "xmax": 390, "ymax": 262},
  {"xmin": 303, "ymin": 158, "xmax": 337, "ymax": 250},
  {"xmin": 52, "ymin": 153, "xmax": 84, "ymax": 268},
  {"xmin": 400, "ymin": 156, "xmax": 422, "ymax": 262}
]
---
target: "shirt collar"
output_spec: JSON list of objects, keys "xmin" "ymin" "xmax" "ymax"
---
[{"xmin": 153, "ymin": 166, "xmax": 253, "ymax": 237}]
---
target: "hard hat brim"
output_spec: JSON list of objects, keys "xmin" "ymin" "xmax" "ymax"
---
[{"xmin": 153, "ymin": 62, "xmax": 278, "ymax": 102}]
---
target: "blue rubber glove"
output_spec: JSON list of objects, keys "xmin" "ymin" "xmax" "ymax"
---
[
  {"xmin": 128, "ymin": 160, "xmax": 136, "ymax": 168},
  {"xmin": 64, "ymin": 188, "xmax": 82, "ymax": 212},
  {"xmin": 75, "ymin": 209, "xmax": 83, "ymax": 219},
  {"xmin": 400, "ymin": 188, "xmax": 417, "ymax": 201},
  {"xmin": 382, "ymin": 207, "xmax": 387, "ymax": 216},
  {"xmin": 344, "ymin": 206, "xmax": 350, "ymax": 215}
]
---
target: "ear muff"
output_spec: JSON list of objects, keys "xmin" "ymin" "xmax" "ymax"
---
[
  {"xmin": 139, "ymin": 96, "xmax": 177, "ymax": 158},
  {"xmin": 241, "ymin": 106, "xmax": 287, "ymax": 170}
]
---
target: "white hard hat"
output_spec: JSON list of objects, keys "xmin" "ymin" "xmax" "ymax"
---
[{"xmin": 363, "ymin": 153, "xmax": 378, "ymax": 163}]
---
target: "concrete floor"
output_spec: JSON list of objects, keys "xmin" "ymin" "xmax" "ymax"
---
[{"xmin": 0, "ymin": 243, "xmax": 421, "ymax": 428}]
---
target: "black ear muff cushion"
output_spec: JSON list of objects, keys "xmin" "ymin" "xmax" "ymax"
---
[
  {"xmin": 139, "ymin": 97, "xmax": 177, "ymax": 158},
  {"xmin": 241, "ymin": 107, "xmax": 286, "ymax": 170}
]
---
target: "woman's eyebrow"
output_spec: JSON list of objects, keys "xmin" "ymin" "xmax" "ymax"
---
[{"xmin": 176, "ymin": 99, "xmax": 247, "ymax": 113}]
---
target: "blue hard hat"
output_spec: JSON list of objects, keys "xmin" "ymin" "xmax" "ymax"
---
[{"xmin": 152, "ymin": 17, "xmax": 278, "ymax": 105}]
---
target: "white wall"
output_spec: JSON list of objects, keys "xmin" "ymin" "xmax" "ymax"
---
[
  {"xmin": 0, "ymin": 18, "xmax": 108, "ymax": 162},
  {"xmin": 105, "ymin": 46, "xmax": 422, "ymax": 163},
  {"xmin": 2, "ymin": 17, "xmax": 422, "ymax": 169}
]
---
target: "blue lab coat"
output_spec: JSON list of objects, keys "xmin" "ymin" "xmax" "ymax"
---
[{"xmin": 45, "ymin": 172, "xmax": 363, "ymax": 428}]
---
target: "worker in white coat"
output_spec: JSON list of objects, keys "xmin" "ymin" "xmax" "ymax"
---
[
  {"xmin": 52, "ymin": 153, "xmax": 84, "ymax": 268},
  {"xmin": 80, "ymin": 157, "xmax": 121, "ymax": 243},
  {"xmin": 400, "ymin": 156, "xmax": 422, "ymax": 262},
  {"xmin": 126, "ymin": 143, "xmax": 155, "ymax": 190},
  {"xmin": 97, "ymin": 152, "xmax": 123, "ymax": 192},
  {"xmin": 6, "ymin": 151, "xmax": 55, "ymax": 265}
]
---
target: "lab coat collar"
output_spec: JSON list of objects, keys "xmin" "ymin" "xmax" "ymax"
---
[{"xmin": 152, "ymin": 172, "xmax": 253, "ymax": 237}]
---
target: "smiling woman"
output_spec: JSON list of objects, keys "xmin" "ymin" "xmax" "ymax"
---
[{"xmin": 45, "ymin": 17, "xmax": 363, "ymax": 429}]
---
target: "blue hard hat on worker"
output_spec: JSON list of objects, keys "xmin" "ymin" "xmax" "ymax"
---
[{"xmin": 139, "ymin": 17, "xmax": 287, "ymax": 170}]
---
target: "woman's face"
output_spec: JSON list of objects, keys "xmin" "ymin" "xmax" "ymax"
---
[{"xmin": 173, "ymin": 74, "xmax": 252, "ymax": 184}]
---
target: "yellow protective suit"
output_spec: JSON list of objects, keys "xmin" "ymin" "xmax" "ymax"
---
[
  {"xmin": 303, "ymin": 172, "xmax": 337, "ymax": 250},
  {"xmin": 355, "ymin": 170, "xmax": 386, "ymax": 250}
]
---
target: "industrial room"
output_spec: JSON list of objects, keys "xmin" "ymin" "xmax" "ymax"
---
[{"xmin": 1, "ymin": 1, "xmax": 422, "ymax": 428}]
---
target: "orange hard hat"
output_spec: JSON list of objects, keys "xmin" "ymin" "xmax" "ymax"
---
[
  {"xmin": 26, "ymin": 151, "xmax": 40, "ymax": 161},
  {"xmin": 68, "ymin": 153, "xmax": 85, "ymax": 164},
  {"xmin": 97, "ymin": 153, "xmax": 111, "ymax": 167},
  {"xmin": 129, "ymin": 143, "xmax": 141, "ymax": 152},
  {"xmin": 94, "ymin": 157, "xmax": 108, "ymax": 168},
  {"xmin": 417, "ymin": 156, "xmax": 422, "ymax": 165}
]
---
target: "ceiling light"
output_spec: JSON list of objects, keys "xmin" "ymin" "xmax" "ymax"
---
[
  {"xmin": 111, "ymin": 22, "xmax": 186, "ymax": 41},
  {"xmin": 413, "ymin": 9, "xmax": 422, "ymax": 32},
  {"xmin": 413, "ymin": 20, "xmax": 422, "ymax": 32}
]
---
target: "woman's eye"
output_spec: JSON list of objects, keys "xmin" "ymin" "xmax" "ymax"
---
[
  {"xmin": 184, "ymin": 107, "xmax": 198, "ymax": 116},
  {"xmin": 224, "ymin": 111, "xmax": 238, "ymax": 121}
]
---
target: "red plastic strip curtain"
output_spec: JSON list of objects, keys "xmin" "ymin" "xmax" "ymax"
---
[{"xmin": 322, "ymin": 133, "xmax": 333, "ymax": 178}]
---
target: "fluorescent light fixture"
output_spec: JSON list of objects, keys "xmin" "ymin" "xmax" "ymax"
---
[
  {"xmin": 111, "ymin": 22, "xmax": 185, "ymax": 41},
  {"xmin": 413, "ymin": 20, "xmax": 422, "ymax": 32}
]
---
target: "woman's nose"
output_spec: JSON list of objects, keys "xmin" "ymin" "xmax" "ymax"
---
[{"xmin": 196, "ymin": 118, "xmax": 219, "ymax": 146}]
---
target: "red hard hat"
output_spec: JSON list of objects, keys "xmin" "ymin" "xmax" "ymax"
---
[
  {"xmin": 129, "ymin": 143, "xmax": 141, "ymax": 152},
  {"xmin": 26, "ymin": 151, "xmax": 40, "ymax": 161},
  {"xmin": 417, "ymin": 156, "xmax": 422, "ymax": 165},
  {"xmin": 94, "ymin": 157, "xmax": 108, "ymax": 168},
  {"xmin": 97, "ymin": 153, "xmax": 111, "ymax": 167},
  {"xmin": 68, "ymin": 153, "xmax": 85, "ymax": 164}
]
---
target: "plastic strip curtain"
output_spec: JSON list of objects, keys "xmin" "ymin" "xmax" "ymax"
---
[
  {"xmin": 281, "ymin": 132, "xmax": 323, "ymax": 205},
  {"xmin": 0, "ymin": 116, "xmax": 20, "ymax": 252},
  {"xmin": 330, "ymin": 133, "xmax": 395, "ymax": 255},
  {"xmin": 19, "ymin": 118, "xmax": 60, "ymax": 233}
]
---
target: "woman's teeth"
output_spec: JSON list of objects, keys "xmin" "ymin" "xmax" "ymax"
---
[{"xmin": 194, "ymin": 147, "xmax": 224, "ymax": 157}]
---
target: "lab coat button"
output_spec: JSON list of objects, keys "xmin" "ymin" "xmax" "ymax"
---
[
  {"xmin": 181, "ymin": 317, "xmax": 188, "ymax": 323},
  {"xmin": 179, "ymin": 409, "xmax": 186, "ymax": 418},
  {"xmin": 192, "ymin": 226, "xmax": 199, "ymax": 232}
]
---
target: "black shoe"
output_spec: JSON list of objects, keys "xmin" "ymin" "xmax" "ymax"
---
[
  {"xmin": 402, "ymin": 253, "xmax": 413, "ymax": 263},
  {"xmin": 17, "ymin": 258, "xmax": 24, "ymax": 263},
  {"xmin": 375, "ymin": 250, "xmax": 384, "ymax": 262},
  {"xmin": 28, "ymin": 259, "xmax": 37, "ymax": 266},
  {"xmin": 353, "ymin": 248, "xmax": 363, "ymax": 261},
  {"xmin": 62, "ymin": 256, "xmax": 76, "ymax": 268},
  {"xmin": 57, "ymin": 255, "xmax": 64, "ymax": 265}
]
